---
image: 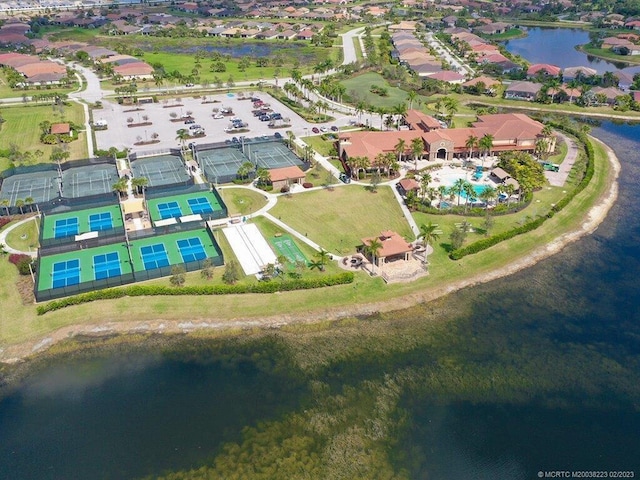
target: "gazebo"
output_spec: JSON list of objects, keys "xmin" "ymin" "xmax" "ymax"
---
[{"xmin": 361, "ymin": 230, "xmax": 413, "ymax": 269}]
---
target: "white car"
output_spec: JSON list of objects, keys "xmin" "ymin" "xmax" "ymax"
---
[
  {"xmin": 213, "ymin": 114, "xmax": 224, "ymax": 119},
  {"xmin": 320, "ymin": 126, "xmax": 328, "ymax": 133}
]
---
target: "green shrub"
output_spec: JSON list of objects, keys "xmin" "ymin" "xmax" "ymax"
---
[{"xmin": 36, "ymin": 272, "xmax": 355, "ymax": 315}]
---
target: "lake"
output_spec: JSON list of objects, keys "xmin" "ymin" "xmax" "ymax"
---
[
  {"xmin": 0, "ymin": 122, "xmax": 639, "ymax": 478},
  {"xmin": 503, "ymin": 27, "xmax": 640, "ymax": 76}
]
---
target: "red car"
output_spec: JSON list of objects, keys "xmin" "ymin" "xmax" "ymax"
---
[{"xmin": 312, "ymin": 127, "xmax": 320, "ymax": 134}]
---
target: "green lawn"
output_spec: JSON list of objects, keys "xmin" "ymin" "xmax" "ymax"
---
[
  {"xmin": 579, "ymin": 45, "xmax": 640, "ymax": 65},
  {"xmin": 4, "ymin": 217, "xmax": 39, "ymax": 252},
  {"xmin": 484, "ymin": 28, "xmax": 527, "ymax": 41},
  {"xmin": 270, "ymin": 185, "xmax": 413, "ymax": 255},
  {"xmin": 218, "ymin": 187, "xmax": 269, "ymax": 216},
  {"xmin": 0, "ymin": 134, "xmax": 615, "ymax": 351},
  {"xmin": 341, "ymin": 72, "xmax": 409, "ymax": 109},
  {"xmin": 301, "ymin": 135, "xmax": 336, "ymax": 157},
  {"xmin": 304, "ymin": 162, "xmax": 332, "ymax": 185},
  {"xmin": 0, "ymin": 104, "xmax": 87, "ymax": 161}
]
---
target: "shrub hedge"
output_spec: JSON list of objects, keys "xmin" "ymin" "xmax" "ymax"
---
[
  {"xmin": 449, "ymin": 124, "xmax": 593, "ymax": 260},
  {"xmin": 36, "ymin": 272, "xmax": 355, "ymax": 315}
]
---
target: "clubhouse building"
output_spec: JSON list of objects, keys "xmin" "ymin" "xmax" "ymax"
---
[{"xmin": 338, "ymin": 111, "xmax": 554, "ymax": 164}]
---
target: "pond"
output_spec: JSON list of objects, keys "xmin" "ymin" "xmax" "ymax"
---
[{"xmin": 503, "ymin": 27, "xmax": 640, "ymax": 75}]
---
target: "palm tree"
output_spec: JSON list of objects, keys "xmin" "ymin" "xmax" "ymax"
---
[
  {"xmin": 394, "ymin": 138, "xmax": 406, "ymax": 163},
  {"xmin": 256, "ymin": 167, "xmax": 271, "ymax": 187},
  {"xmin": 479, "ymin": 186, "xmax": 497, "ymax": 210},
  {"xmin": 462, "ymin": 181, "xmax": 475, "ymax": 212},
  {"xmin": 418, "ymin": 222, "xmax": 440, "ymax": 266},
  {"xmin": 420, "ymin": 173, "xmax": 432, "ymax": 200},
  {"xmin": 176, "ymin": 128, "xmax": 190, "ymax": 152},
  {"xmin": 15, "ymin": 199, "xmax": 24, "ymax": 214},
  {"xmin": 437, "ymin": 185, "xmax": 448, "ymax": 209},
  {"xmin": 407, "ymin": 90, "xmax": 418, "ymax": 110},
  {"xmin": 131, "ymin": 177, "xmax": 148, "ymax": 195},
  {"xmin": 0, "ymin": 199, "xmax": 9, "ymax": 216},
  {"xmin": 451, "ymin": 178, "xmax": 467, "ymax": 206},
  {"xmin": 24, "ymin": 196, "xmax": 35, "ymax": 213},
  {"xmin": 479, "ymin": 134, "xmax": 494, "ymax": 168},
  {"xmin": 410, "ymin": 137, "xmax": 424, "ymax": 172},
  {"xmin": 465, "ymin": 134, "xmax": 478, "ymax": 163},
  {"xmin": 392, "ymin": 103, "xmax": 408, "ymax": 130},
  {"xmin": 314, "ymin": 249, "xmax": 330, "ymax": 270},
  {"xmin": 364, "ymin": 237, "xmax": 383, "ymax": 272},
  {"xmin": 112, "ymin": 178, "xmax": 128, "ymax": 198}
]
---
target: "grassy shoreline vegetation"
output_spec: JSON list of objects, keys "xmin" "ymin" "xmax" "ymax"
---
[{"xmin": 0, "ymin": 122, "xmax": 616, "ymax": 359}]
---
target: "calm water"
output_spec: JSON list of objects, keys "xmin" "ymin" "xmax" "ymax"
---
[
  {"xmin": 0, "ymin": 123, "xmax": 639, "ymax": 478},
  {"xmin": 504, "ymin": 27, "xmax": 640, "ymax": 75}
]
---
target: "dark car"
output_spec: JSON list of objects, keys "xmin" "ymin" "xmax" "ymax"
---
[
  {"xmin": 184, "ymin": 119, "xmax": 195, "ymax": 124},
  {"xmin": 231, "ymin": 137, "xmax": 239, "ymax": 143},
  {"xmin": 274, "ymin": 132, "xmax": 282, "ymax": 139},
  {"xmin": 339, "ymin": 173, "xmax": 351, "ymax": 184},
  {"xmin": 260, "ymin": 115, "xmax": 270, "ymax": 121},
  {"xmin": 331, "ymin": 126, "xmax": 339, "ymax": 132},
  {"xmin": 270, "ymin": 113, "xmax": 282, "ymax": 120},
  {"xmin": 312, "ymin": 127, "xmax": 320, "ymax": 134}
]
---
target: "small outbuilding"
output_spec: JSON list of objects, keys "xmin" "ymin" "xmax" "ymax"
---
[{"xmin": 268, "ymin": 165, "xmax": 306, "ymax": 190}]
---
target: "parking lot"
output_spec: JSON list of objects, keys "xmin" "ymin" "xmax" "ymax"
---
[{"xmin": 93, "ymin": 92, "xmax": 354, "ymax": 154}]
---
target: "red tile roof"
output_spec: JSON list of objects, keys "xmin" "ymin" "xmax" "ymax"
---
[
  {"xmin": 361, "ymin": 231, "xmax": 412, "ymax": 258},
  {"xmin": 268, "ymin": 165, "xmax": 305, "ymax": 182}
]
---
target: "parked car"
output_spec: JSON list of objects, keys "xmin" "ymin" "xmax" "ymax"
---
[
  {"xmin": 312, "ymin": 127, "xmax": 320, "ymax": 134},
  {"xmin": 330, "ymin": 126, "xmax": 339, "ymax": 132},
  {"xmin": 260, "ymin": 115, "xmax": 270, "ymax": 121},
  {"xmin": 274, "ymin": 132, "xmax": 282, "ymax": 139},
  {"xmin": 213, "ymin": 114, "xmax": 224, "ymax": 119},
  {"xmin": 320, "ymin": 126, "xmax": 328, "ymax": 133},
  {"xmin": 185, "ymin": 83, "xmax": 194, "ymax": 87},
  {"xmin": 189, "ymin": 124, "xmax": 201, "ymax": 130},
  {"xmin": 184, "ymin": 119, "xmax": 195, "ymax": 124},
  {"xmin": 339, "ymin": 173, "xmax": 351, "ymax": 184}
]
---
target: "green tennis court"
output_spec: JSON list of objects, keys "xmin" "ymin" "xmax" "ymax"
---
[
  {"xmin": 37, "ymin": 243, "xmax": 132, "ymax": 292},
  {"xmin": 146, "ymin": 191, "xmax": 225, "ymax": 222},
  {"xmin": 41, "ymin": 204, "xmax": 124, "ymax": 240},
  {"xmin": 270, "ymin": 234, "xmax": 307, "ymax": 265},
  {"xmin": 129, "ymin": 228, "xmax": 222, "ymax": 272}
]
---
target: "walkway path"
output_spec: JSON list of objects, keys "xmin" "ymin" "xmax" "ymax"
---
[
  {"xmin": 0, "ymin": 216, "xmax": 39, "ymax": 257},
  {"xmin": 546, "ymin": 132, "xmax": 579, "ymax": 187}
]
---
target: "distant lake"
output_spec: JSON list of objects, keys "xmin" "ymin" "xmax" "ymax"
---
[{"xmin": 503, "ymin": 27, "xmax": 640, "ymax": 76}]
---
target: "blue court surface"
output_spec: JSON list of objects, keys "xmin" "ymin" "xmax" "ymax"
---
[
  {"xmin": 157, "ymin": 201, "xmax": 183, "ymax": 220},
  {"xmin": 89, "ymin": 212, "xmax": 114, "ymax": 231},
  {"xmin": 187, "ymin": 197, "xmax": 214, "ymax": 215},
  {"xmin": 93, "ymin": 252, "xmax": 122, "ymax": 280},
  {"xmin": 54, "ymin": 217, "xmax": 79, "ymax": 238},
  {"xmin": 140, "ymin": 244, "xmax": 170, "ymax": 270},
  {"xmin": 52, "ymin": 259, "xmax": 81, "ymax": 288},
  {"xmin": 177, "ymin": 237, "xmax": 207, "ymax": 262}
]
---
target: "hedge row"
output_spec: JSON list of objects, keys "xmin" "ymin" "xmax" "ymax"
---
[
  {"xmin": 36, "ymin": 272, "xmax": 355, "ymax": 315},
  {"xmin": 449, "ymin": 124, "xmax": 593, "ymax": 260}
]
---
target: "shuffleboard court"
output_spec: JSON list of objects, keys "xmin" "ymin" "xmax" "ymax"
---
[
  {"xmin": 0, "ymin": 171, "xmax": 59, "ymax": 206},
  {"xmin": 61, "ymin": 164, "xmax": 119, "ymax": 199},
  {"xmin": 146, "ymin": 191, "xmax": 225, "ymax": 223},
  {"xmin": 129, "ymin": 228, "xmax": 222, "ymax": 273},
  {"xmin": 270, "ymin": 234, "xmax": 308, "ymax": 265},
  {"xmin": 42, "ymin": 204, "xmax": 124, "ymax": 241},
  {"xmin": 131, "ymin": 155, "xmax": 190, "ymax": 187},
  {"xmin": 222, "ymin": 223, "xmax": 276, "ymax": 276},
  {"xmin": 37, "ymin": 243, "xmax": 132, "ymax": 293}
]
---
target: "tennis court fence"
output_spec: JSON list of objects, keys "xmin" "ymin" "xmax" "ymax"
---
[
  {"xmin": 127, "ymin": 219, "xmax": 213, "ymax": 242},
  {"xmin": 34, "ymin": 255, "xmax": 224, "ymax": 302},
  {"xmin": 39, "ymin": 231, "xmax": 128, "ymax": 255},
  {"xmin": 129, "ymin": 148, "xmax": 182, "ymax": 161}
]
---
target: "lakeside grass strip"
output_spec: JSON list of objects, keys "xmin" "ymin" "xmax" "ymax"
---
[
  {"xmin": 36, "ymin": 272, "xmax": 355, "ymax": 315},
  {"xmin": 450, "ymin": 123, "xmax": 593, "ymax": 260}
]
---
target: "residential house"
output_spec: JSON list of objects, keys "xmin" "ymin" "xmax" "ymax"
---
[{"xmin": 504, "ymin": 81, "xmax": 542, "ymax": 101}]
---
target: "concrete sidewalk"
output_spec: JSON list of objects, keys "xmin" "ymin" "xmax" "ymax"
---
[{"xmin": 0, "ymin": 216, "xmax": 39, "ymax": 257}]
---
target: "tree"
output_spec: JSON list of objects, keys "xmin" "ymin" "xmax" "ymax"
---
[
  {"xmin": 451, "ymin": 178, "xmax": 467, "ymax": 206},
  {"xmin": 407, "ymin": 90, "xmax": 418, "ymax": 109},
  {"xmin": 364, "ymin": 237, "xmax": 383, "ymax": 272},
  {"xmin": 24, "ymin": 197, "xmax": 35, "ymax": 213},
  {"xmin": 112, "ymin": 178, "xmax": 128, "ymax": 198},
  {"xmin": 131, "ymin": 177, "xmax": 148, "ymax": 195},
  {"xmin": 0, "ymin": 199, "xmax": 9, "ymax": 216},
  {"xmin": 222, "ymin": 259, "xmax": 241, "ymax": 284},
  {"xmin": 479, "ymin": 134, "xmax": 494, "ymax": 168},
  {"xmin": 394, "ymin": 138, "xmax": 406, "ymax": 163},
  {"xmin": 450, "ymin": 224, "xmax": 468, "ymax": 250},
  {"xmin": 418, "ymin": 222, "xmax": 440, "ymax": 265},
  {"xmin": 237, "ymin": 162, "xmax": 254, "ymax": 181},
  {"xmin": 420, "ymin": 173, "xmax": 432, "ymax": 200},
  {"xmin": 169, "ymin": 265, "xmax": 186, "ymax": 287},
  {"xmin": 200, "ymin": 258, "xmax": 214, "ymax": 280},
  {"xmin": 465, "ymin": 135, "xmax": 478, "ymax": 162},
  {"xmin": 314, "ymin": 249, "xmax": 330, "ymax": 271},
  {"xmin": 15, "ymin": 199, "xmax": 24, "ymax": 214},
  {"xmin": 410, "ymin": 137, "xmax": 424, "ymax": 172},
  {"xmin": 479, "ymin": 185, "xmax": 497, "ymax": 209},
  {"xmin": 256, "ymin": 167, "xmax": 271, "ymax": 187},
  {"xmin": 176, "ymin": 128, "xmax": 190, "ymax": 151}
]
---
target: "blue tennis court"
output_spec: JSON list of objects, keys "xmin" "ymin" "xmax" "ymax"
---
[
  {"xmin": 140, "ymin": 243, "xmax": 170, "ymax": 270},
  {"xmin": 52, "ymin": 259, "xmax": 80, "ymax": 288},
  {"xmin": 54, "ymin": 217, "xmax": 79, "ymax": 238},
  {"xmin": 156, "ymin": 201, "xmax": 183, "ymax": 220},
  {"xmin": 187, "ymin": 197, "xmax": 214, "ymax": 215},
  {"xmin": 177, "ymin": 237, "xmax": 207, "ymax": 262},
  {"xmin": 89, "ymin": 212, "xmax": 114, "ymax": 231},
  {"xmin": 93, "ymin": 252, "xmax": 122, "ymax": 280}
]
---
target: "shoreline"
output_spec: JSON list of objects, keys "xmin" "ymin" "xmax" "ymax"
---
[{"xmin": 0, "ymin": 138, "xmax": 621, "ymax": 364}]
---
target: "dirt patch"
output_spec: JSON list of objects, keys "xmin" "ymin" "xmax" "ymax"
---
[{"xmin": 16, "ymin": 275, "xmax": 34, "ymax": 305}]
